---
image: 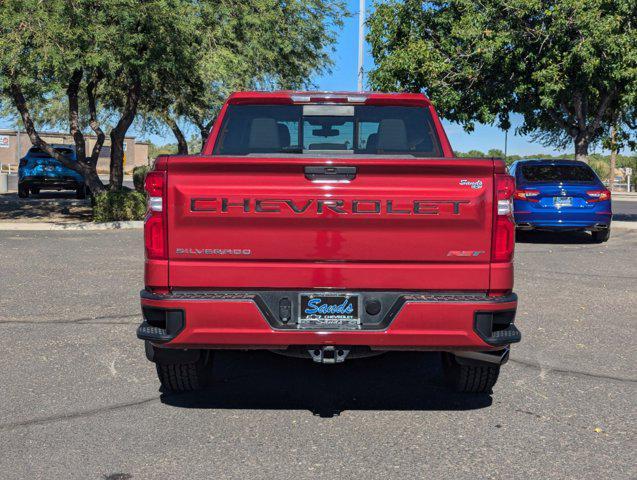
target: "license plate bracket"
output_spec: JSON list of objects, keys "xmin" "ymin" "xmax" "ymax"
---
[{"xmin": 298, "ymin": 293, "xmax": 360, "ymax": 329}]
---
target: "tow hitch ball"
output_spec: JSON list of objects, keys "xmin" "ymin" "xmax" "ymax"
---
[{"xmin": 309, "ymin": 346, "xmax": 349, "ymax": 364}]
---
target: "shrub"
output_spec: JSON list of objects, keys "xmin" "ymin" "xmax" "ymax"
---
[
  {"xmin": 93, "ymin": 189, "xmax": 147, "ymax": 222},
  {"xmin": 132, "ymin": 165, "xmax": 150, "ymax": 192}
]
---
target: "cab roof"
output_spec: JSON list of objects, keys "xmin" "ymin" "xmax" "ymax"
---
[{"xmin": 226, "ymin": 91, "xmax": 432, "ymax": 106}]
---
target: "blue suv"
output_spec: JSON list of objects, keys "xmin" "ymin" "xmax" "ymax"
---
[
  {"xmin": 509, "ymin": 159, "xmax": 612, "ymax": 242},
  {"xmin": 18, "ymin": 145, "xmax": 87, "ymax": 199}
]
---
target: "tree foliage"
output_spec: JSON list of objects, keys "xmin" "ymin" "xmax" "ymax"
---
[
  {"xmin": 142, "ymin": 0, "xmax": 346, "ymax": 153},
  {"xmin": 1, "ymin": 0, "xmax": 345, "ymax": 190},
  {"xmin": 367, "ymin": 0, "xmax": 637, "ymax": 161}
]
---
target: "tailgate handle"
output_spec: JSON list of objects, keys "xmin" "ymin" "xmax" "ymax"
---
[{"xmin": 304, "ymin": 166, "xmax": 357, "ymax": 182}]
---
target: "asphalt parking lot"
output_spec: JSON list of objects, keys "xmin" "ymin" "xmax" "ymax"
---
[{"xmin": 0, "ymin": 229, "xmax": 635, "ymax": 479}]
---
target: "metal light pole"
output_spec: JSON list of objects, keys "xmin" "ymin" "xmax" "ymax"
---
[
  {"xmin": 357, "ymin": 0, "xmax": 365, "ymax": 91},
  {"xmin": 504, "ymin": 128, "xmax": 508, "ymax": 161}
]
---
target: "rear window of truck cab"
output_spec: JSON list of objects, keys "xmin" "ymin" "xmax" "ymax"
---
[
  {"xmin": 520, "ymin": 164, "xmax": 597, "ymax": 183},
  {"xmin": 212, "ymin": 104, "xmax": 443, "ymax": 157}
]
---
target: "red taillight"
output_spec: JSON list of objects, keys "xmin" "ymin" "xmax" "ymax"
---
[
  {"xmin": 513, "ymin": 189, "xmax": 540, "ymax": 202},
  {"xmin": 144, "ymin": 171, "xmax": 166, "ymax": 260},
  {"xmin": 586, "ymin": 189, "xmax": 611, "ymax": 203},
  {"xmin": 492, "ymin": 174, "xmax": 515, "ymax": 263},
  {"xmin": 145, "ymin": 170, "xmax": 165, "ymax": 197}
]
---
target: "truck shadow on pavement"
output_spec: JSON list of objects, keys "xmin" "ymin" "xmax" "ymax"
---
[{"xmin": 160, "ymin": 351, "xmax": 493, "ymax": 417}]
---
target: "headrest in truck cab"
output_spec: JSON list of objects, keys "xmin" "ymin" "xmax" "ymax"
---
[
  {"xmin": 249, "ymin": 118, "xmax": 280, "ymax": 150},
  {"xmin": 277, "ymin": 123, "xmax": 291, "ymax": 148},
  {"xmin": 377, "ymin": 118, "xmax": 408, "ymax": 152}
]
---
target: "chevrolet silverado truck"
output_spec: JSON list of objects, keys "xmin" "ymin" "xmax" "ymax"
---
[{"xmin": 137, "ymin": 91, "xmax": 520, "ymax": 394}]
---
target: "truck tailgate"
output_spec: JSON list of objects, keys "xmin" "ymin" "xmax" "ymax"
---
[{"xmin": 166, "ymin": 157, "xmax": 495, "ymax": 290}]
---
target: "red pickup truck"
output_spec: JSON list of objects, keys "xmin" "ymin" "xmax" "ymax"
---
[{"xmin": 138, "ymin": 91, "xmax": 520, "ymax": 394}]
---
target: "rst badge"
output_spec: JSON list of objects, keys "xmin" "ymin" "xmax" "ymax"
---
[{"xmin": 447, "ymin": 250, "xmax": 486, "ymax": 257}]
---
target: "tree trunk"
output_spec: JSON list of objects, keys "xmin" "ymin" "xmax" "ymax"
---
[
  {"xmin": 87, "ymin": 70, "xmax": 106, "ymax": 166},
  {"xmin": 163, "ymin": 115, "xmax": 188, "ymax": 155},
  {"xmin": 193, "ymin": 117, "xmax": 214, "ymax": 152},
  {"xmin": 574, "ymin": 133, "xmax": 589, "ymax": 163},
  {"xmin": 199, "ymin": 126, "xmax": 209, "ymax": 151},
  {"xmin": 109, "ymin": 129, "xmax": 128, "ymax": 191},
  {"xmin": 67, "ymin": 69, "xmax": 88, "ymax": 163},
  {"xmin": 608, "ymin": 126, "xmax": 617, "ymax": 191},
  {"xmin": 79, "ymin": 163, "xmax": 106, "ymax": 193},
  {"xmin": 109, "ymin": 79, "xmax": 141, "ymax": 190}
]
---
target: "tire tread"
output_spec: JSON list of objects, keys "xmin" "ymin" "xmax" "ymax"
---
[
  {"xmin": 156, "ymin": 361, "xmax": 203, "ymax": 392},
  {"xmin": 443, "ymin": 353, "xmax": 500, "ymax": 393}
]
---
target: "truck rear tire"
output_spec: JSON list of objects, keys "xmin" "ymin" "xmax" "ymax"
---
[
  {"xmin": 153, "ymin": 350, "xmax": 213, "ymax": 393},
  {"xmin": 18, "ymin": 185, "xmax": 29, "ymax": 198},
  {"xmin": 442, "ymin": 353, "xmax": 500, "ymax": 393},
  {"xmin": 156, "ymin": 362, "xmax": 206, "ymax": 392}
]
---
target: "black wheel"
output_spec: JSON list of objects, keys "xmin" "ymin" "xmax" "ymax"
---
[
  {"xmin": 155, "ymin": 351, "xmax": 212, "ymax": 392},
  {"xmin": 30, "ymin": 187, "xmax": 40, "ymax": 194},
  {"xmin": 75, "ymin": 185, "xmax": 87, "ymax": 199},
  {"xmin": 442, "ymin": 353, "xmax": 500, "ymax": 393},
  {"xmin": 18, "ymin": 184, "xmax": 29, "ymax": 198},
  {"xmin": 591, "ymin": 229, "xmax": 610, "ymax": 243}
]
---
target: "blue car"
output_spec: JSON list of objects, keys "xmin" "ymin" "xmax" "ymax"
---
[
  {"xmin": 509, "ymin": 159, "xmax": 612, "ymax": 242},
  {"xmin": 18, "ymin": 145, "xmax": 87, "ymax": 199}
]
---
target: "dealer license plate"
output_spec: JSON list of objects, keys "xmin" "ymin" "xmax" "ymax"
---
[{"xmin": 298, "ymin": 293, "xmax": 360, "ymax": 329}]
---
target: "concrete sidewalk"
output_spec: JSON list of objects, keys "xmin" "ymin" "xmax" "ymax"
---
[{"xmin": 613, "ymin": 192, "xmax": 637, "ymax": 202}]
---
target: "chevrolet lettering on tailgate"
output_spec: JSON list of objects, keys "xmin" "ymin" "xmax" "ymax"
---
[{"xmin": 190, "ymin": 198, "xmax": 470, "ymax": 215}]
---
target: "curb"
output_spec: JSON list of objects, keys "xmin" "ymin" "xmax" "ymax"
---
[{"xmin": 0, "ymin": 221, "xmax": 143, "ymax": 231}]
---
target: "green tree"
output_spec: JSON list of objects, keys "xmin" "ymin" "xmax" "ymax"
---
[
  {"xmin": 145, "ymin": 0, "xmax": 346, "ymax": 153},
  {"xmin": 1, "ymin": 0, "xmax": 201, "ymax": 191},
  {"xmin": 367, "ymin": 0, "xmax": 637, "ymax": 162},
  {"xmin": 457, "ymin": 150, "xmax": 486, "ymax": 158},
  {"xmin": 0, "ymin": 0, "xmax": 112, "ymax": 192},
  {"xmin": 85, "ymin": 0, "xmax": 202, "ymax": 189}
]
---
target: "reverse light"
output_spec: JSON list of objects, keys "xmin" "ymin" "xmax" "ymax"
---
[
  {"xmin": 492, "ymin": 174, "xmax": 515, "ymax": 263},
  {"xmin": 513, "ymin": 189, "xmax": 540, "ymax": 202},
  {"xmin": 144, "ymin": 171, "xmax": 167, "ymax": 260},
  {"xmin": 148, "ymin": 196, "xmax": 163, "ymax": 212},
  {"xmin": 586, "ymin": 189, "xmax": 611, "ymax": 203}
]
